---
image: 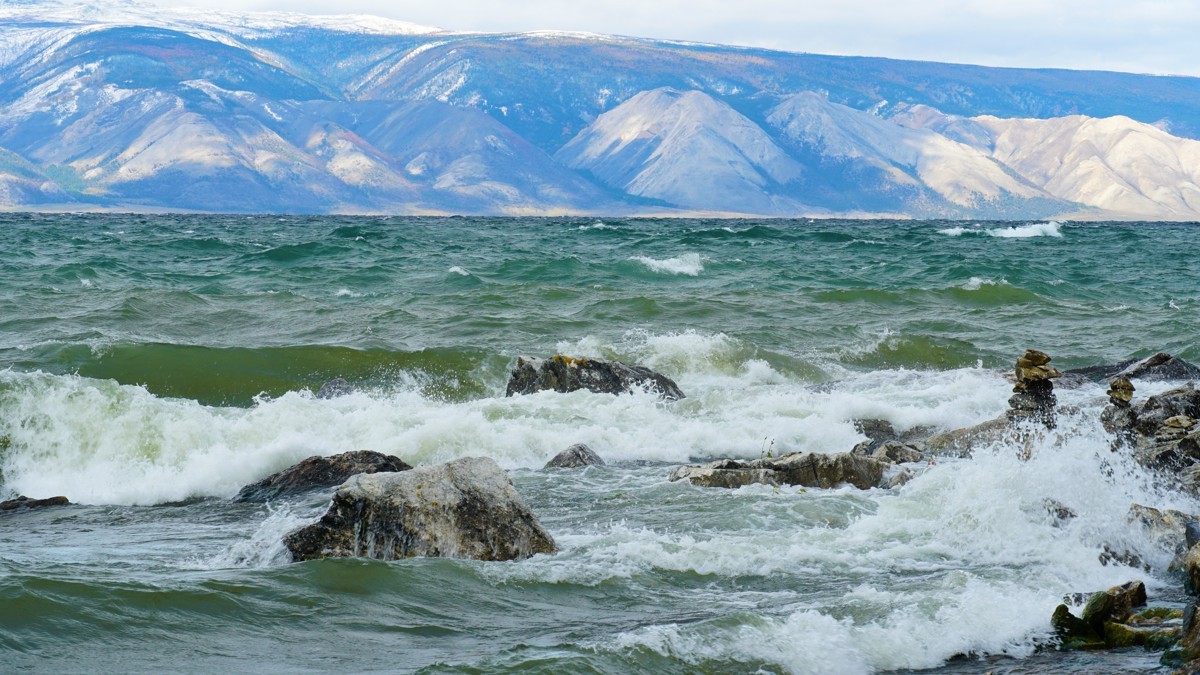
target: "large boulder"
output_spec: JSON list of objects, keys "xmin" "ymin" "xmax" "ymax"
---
[
  {"xmin": 920, "ymin": 416, "xmax": 1009, "ymax": 457},
  {"xmin": 284, "ymin": 456, "xmax": 556, "ymax": 562},
  {"xmin": 545, "ymin": 443, "xmax": 605, "ymax": 469},
  {"xmin": 0, "ymin": 495, "xmax": 70, "ymax": 512},
  {"xmin": 234, "ymin": 450, "xmax": 412, "ymax": 502},
  {"xmin": 506, "ymin": 355, "xmax": 685, "ymax": 400},
  {"xmin": 669, "ymin": 452, "xmax": 888, "ymax": 490}
]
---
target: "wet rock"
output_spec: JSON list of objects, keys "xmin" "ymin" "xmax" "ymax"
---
[
  {"xmin": 1134, "ymin": 385, "xmax": 1200, "ymax": 437},
  {"xmin": 0, "ymin": 495, "xmax": 70, "ymax": 512},
  {"xmin": 879, "ymin": 466, "xmax": 916, "ymax": 489},
  {"xmin": 1127, "ymin": 503, "xmax": 1199, "ymax": 556},
  {"xmin": 1007, "ymin": 349, "xmax": 1060, "ymax": 427},
  {"xmin": 234, "ymin": 450, "xmax": 412, "ymax": 502},
  {"xmin": 1108, "ymin": 376, "xmax": 1136, "ymax": 407},
  {"xmin": 1101, "ymin": 404, "xmax": 1138, "ymax": 438},
  {"xmin": 1043, "ymin": 498, "xmax": 1077, "ymax": 524},
  {"xmin": 315, "ymin": 377, "xmax": 354, "ymax": 399},
  {"xmin": 285, "ymin": 456, "xmax": 556, "ymax": 562},
  {"xmin": 506, "ymin": 355, "xmax": 685, "ymax": 400},
  {"xmin": 545, "ymin": 443, "xmax": 605, "ymax": 469},
  {"xmin": 1066, "ymin": 353, "xmax": 1200, "ymax": 383},
  {"xmin": 1055, "ymin": 581, "xmax": 1152, "ymax": 651},
  {"xmin": 669, "ymin": 452, "xmax": 888, "ymax": 490},
  {"xmin": 1052, "ymin": 603, "xmax": 1105, "ymax": 650},
  {"xmin": 853, "ymin": 419, "xmax": 897, "ymax": 442},
  {"xmin": 852, "ymin": 439, "xmax": 924, "ymax": 464},
  {"xmin": 920, "ymin": 416, "xmax": 1009, "ymax": 457}
]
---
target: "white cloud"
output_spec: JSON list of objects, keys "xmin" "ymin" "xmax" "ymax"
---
[{"xmin": 147, "ymin": 0, "xmax": 1200, "ymax": 76}]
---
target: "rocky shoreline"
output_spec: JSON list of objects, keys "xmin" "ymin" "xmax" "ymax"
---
[{"xmin": 8, "ymin": 350, "xmax": 1200, "ymax": 670}]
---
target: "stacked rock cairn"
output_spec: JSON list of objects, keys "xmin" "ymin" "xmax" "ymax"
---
[
  {"xmin": 1101, "ymin": 376, "xmax": 1137, "ymax": 443},
  {"xmin": 1007, "ymin": 349, "xmax": 1061, "ymax": 428}
]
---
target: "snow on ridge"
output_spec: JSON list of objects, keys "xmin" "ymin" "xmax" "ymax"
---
[{"xmin": 0, "ymin": 1, "xmax": 442, "ymax": 37}]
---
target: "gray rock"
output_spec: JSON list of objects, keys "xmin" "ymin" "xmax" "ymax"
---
[
  {"xmin": 853, "ymin": 419, "xmax": 897, "ymax": 442},
  {"xmin": 234, "ymin": 450, "xmax": 412, "ymax": 502},
  {"xmin": 1066, "ymin": 353, "xmax": 1200, "ymax": 383},
  {"xmin": 284, "ymin": 456, "xmax": 556, "ymax": 562},
  {"xmin": 506, "ymin": 355, "xmax": 685, "ymax": 400},
  {"xmin": 920, "ymin": 416, "xmax": 1009, "ymax": 457},
  {"xmin": 545, "ymin": 443, "xmax": 605, "ymax": 469},
  {"xmin": 669, "ymin": 451, "xmax": 888, "ymax": 490},
  {"xmin": 1127, "ymin": 503, "xmax": 1199, "ymax": 556},
  {"xmin": 315, "ymin": 377, "xmax": 354, "ymax": 399},
  {"xmin": 0, "ymin": 495, "xmax": 70, "ymax": 512}
]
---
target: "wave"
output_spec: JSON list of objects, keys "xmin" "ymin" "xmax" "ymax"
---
[
  {"xmin": 0, "ymin": 332, "xmax": 1015, "ymax": 506},
  {"xmin": 631, "ymin": 253, "xmax": 705, "ymax": 276},
  {"xmin": 939, "ymin": 222, "xmax": 1064, "ymax": 239}
]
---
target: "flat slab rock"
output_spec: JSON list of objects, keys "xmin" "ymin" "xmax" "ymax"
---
[
  {"xmin": 669, "ymin": 452, "xmax": 888, "ymax": 490},
  {"xmin": 1066, "ymin": 353, "xmax": 1200, "ymax": 383},
  {"xmin": 234, "ymin": 450, "xmax": 412, "ymax": 502},
  {"xmin": 506, "ymin": 355, "xmax": 685, "ymax": 400},
  {"xmin": 284, "ymin": 456, "xmax": 557, "ymax": 562}
]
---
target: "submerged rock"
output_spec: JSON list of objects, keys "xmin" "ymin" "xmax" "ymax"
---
[
  {"xmin": 506, "ymin": 355, "xmax": 685, "ymax": 400},
  {"xmin": 544, "ymin": 443, "xmax": 605, "ymax": 469},
  {"xmin": 234, "ymin": 450, "xmax": 412, "ymax": 502},
  {"xmin": 0, "ymin": 495, "xmax": 70, "ymax": 512},
  {"xmin": 669, "ymin": 451, "xmax": 888, "ymax": 490},
  {"xmin": 315, "ymin": 377, "xmax": 354, "ymax": 399},
  {"xmin": 284, "ymin": 456, "xmax": 556, "ymax": 562}
]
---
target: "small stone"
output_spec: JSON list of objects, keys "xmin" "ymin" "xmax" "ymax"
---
[{"xmin": 506, "ymin": 355, "xmax": 685, "ymax": 400}]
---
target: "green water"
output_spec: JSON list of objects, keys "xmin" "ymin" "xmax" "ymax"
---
[{"xmin": 1, "ymin": 215, "xmax": 1197, "ymax": 673}]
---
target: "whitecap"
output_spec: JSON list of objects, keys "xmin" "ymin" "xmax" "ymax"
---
[
  {"xmin": 447, "ymin": 266, "xmax": 471, "ymax": 276},
  {"xmin": 631, "ymin": 253, "xmax": 705, "ymax": 276},
  {"xmin": 986, "ymin": 221, "xmax": 1064, "ymax": 238},
  {"xmin": 960, "ymin": 276, "xmax": 1005, "ymax": 291},
  {"xmin": 334, "ymin": 288, "xmax": 362, "ymax": 298}
]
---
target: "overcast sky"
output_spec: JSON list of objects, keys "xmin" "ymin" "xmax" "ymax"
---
[{"xmin": 154, "ymin": 0, "xmax": 1200, "ymax": 77}]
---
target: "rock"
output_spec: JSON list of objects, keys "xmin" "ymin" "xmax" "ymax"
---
[
  {"xmin": 921, "ymin": 416, "xmax": 1009, "ymax": 457},
  {"xmin": 1127, "ymin": 503, "xmax": 1199, "ymax": 555},
  {"xmin": 285, "ymin": 456, "xmax": 556, "ymax": 562},
  {"xmin": 1043, "ymin": 498, "xmax": 1077, "ymax": 524},
  {"xmin": 234, "ymin": 450, "xmax": 412, "ymax": 502},
  {"xmin": 1008, "ymin": 349, "xmax": 1061, "ymax": 427},
  {"xmin": 853, "ymin": 419, "xmax": 897, "ymax": 442},
  {"xmin": 669, "ymin": 451, "xmax": 888, "ymax": 490},
  {"xmin": 0, "ymin": 495, "xmax": 70, "ymax": 512},
  {"xmin": 545, "ymin": 443, "xmax": 605, "ymax": 469},
  {"xmin": 879, "ymin": 466, "xmax": 916, "ymax": 489},
  {"xmin": 1107, "ymin": 376, "xmax": 1135, "ymax": 407},
  {"xmin": 506, "ymin": 355, "xmax": 685, "ymax": 400},
  {"xmin": 1134, "ymin": 385, "xmax": 1200, "ymax": 437},
  {"xmin": 1177, "ymin": 604, "xmax": 1200, "ymax": 663},
  {"xmin": 1066, "ymin": 353, "xmax": 1200, "ymax": 383},
  {"xmin": 1052, "ymin": 603, "xmax": 1105, "ymax": 650},
  {"xmin": 1101, "ymin": 403, "xmax": 1138, "ymax": 437},
  {"xmin": 869, "ymin": 440, "xmax": 924, "ymax": 464},
  {"xmin": 315, "ymin": 377, "xmax": 354, "ymax": 399},
  {"xmin": 1185, "ymin": 544, "xmax": 1200, "ymax": 593}
]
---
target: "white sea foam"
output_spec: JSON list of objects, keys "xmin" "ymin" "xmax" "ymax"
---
[
  {"xmin": 631, "ymin": 253, "xmax": 705, "ymax": 276},
  {"xmin": 960, "ymin": 276, "xmax": 1005, "ymax": 290},
  {"xmin": 0, "ymin": 332, "xmax": 1010, "ymax": 506},
  {"xmin": 939, "ymin": 222, "xmax": 1063, "ymax": 239},
  {"xmin": 334, "ymin": 288, "xmax": 362, "ymax": 298},
  {"xmin": 447, "ymin": 266, "xmax": 471, "ymax": 276},
  {"xmin": 987, "ymin": 221, "xmax": 1064, "ymax": 238}
]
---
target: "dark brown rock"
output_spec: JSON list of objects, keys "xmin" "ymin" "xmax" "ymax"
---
[
  {"xmin": 1066, "ymin": 353, "xmax": 1200, "ymax": 383},
  {"xmin": 545, "ymin": 443, "xmax": 605, "ymax": 469},
  {"xmin": 506, "ymin": 355, "xmax": 685, "ymax": 400},
  {"xmin": 0, "ymin": 495, "xmax": 70, "ymax": 512},
  {"xmin": 284, "ymin": 456, "xmax": 556, "ymax": 562},
  {"xmin": 234, "ymin": 450, "xmax": 412, "ymax": 502}
]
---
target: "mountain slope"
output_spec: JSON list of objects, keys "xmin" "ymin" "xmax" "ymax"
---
[{"xmin": 1, "ymin": 2, "xmax": 1200, "ymax": 217}]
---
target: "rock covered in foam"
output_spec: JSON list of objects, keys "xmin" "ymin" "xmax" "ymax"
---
[
  {"xmin": 545, "ymin": 443, "xmax": 605, "ymax": 469},
  {"xmin": 669, "ymin": 451, "xmax": 888, "ymax": 490},
  {"xmin": 506, "ymin": 355, "xmax": 685, "ymax": 400},
  {"xmin": 284, "ymin": 456, "xmax": 557, "ymax": 562},
  {"xmin": 234, "ymin": 450, "xmax": 412, "ymax": 502}
]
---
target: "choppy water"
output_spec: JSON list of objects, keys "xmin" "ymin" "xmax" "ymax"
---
[{"xmin": 2, "ymin": 214, "xmax": 1199, "ymax": 673}]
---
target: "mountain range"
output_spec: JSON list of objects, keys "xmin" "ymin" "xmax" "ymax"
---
[{"xmin": 2, "ymin": 0, "xmax": 1199, "ymax": 219}]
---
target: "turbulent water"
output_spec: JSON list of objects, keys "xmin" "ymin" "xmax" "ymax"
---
[{"xmin": 2, "ymin": 214, "xmax": 1199, "ymax": 673}]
